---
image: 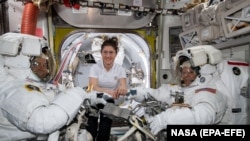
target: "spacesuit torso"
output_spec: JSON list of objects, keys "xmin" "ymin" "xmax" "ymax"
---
[
  {"xmin": 217, "ymin": 58, "xmax": 249, "ymax": 124},
  {"xmin": 0, "ymin": 79, "xmax": 57, "ymax": 140},
  {"xmin": 0, "ymin": 68, "xmax": 86, "ymax": 141}
]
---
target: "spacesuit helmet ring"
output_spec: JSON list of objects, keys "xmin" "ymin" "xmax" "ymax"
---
[
  {"xmin": 176, "ymin": 56, "xmax": 200, "ymax": 75},
  {"xmin": 175, "ymin": 56, "xmax": 200, "ymax": 86},
  {"xmin": 29, "ymin": 46, "xmax": 56, "ymax": 82}
]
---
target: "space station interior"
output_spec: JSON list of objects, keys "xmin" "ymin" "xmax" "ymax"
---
[
  {"xmin": 0, "ymin": 0, "xmax": 250, "ymax": 140},
  {"xmin": 2, "ymin": 0, "xmax": 250, "ymax": 88}
]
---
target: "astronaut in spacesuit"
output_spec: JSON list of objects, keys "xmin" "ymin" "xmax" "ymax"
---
[
  {"xmin": 0, "ymin": 32, "xmax": 100, "ymax": 141},
  {"xmin": 130, "ymin": 45, "xmax": 228, "ymax": 135}
]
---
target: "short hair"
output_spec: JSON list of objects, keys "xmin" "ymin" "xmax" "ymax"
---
[{"xmin": 178, "ymin": 56, "xmax": 200, "ymax": 75}]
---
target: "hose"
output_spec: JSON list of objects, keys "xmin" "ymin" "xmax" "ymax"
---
[{"xmin": 21, "ymin": 2, "xmax": 39, "ymax": 35}]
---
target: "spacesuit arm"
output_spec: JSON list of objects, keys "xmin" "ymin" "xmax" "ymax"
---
[
  {"xmin": 131, "ymin": 84, "xmax": 175, "ymax": 104},
  {"xmin": 147, "ymin": 90, "xmax": 226, "ymax": 135},
  {"xmin": 51, "ymin": 87, "xmax": 86, "ymax": 124},
  {"xmin": 26, "ymin": 104, "xmax": 69, "ymax": 134},
  {"xmin": 149, "ymin": 89, "xmax": 226, "ymax": 127},
  {"xmin": 28, "ymin": 86, "xmax": 86, "ymax": 134},
  {"xmin": 1, "ymin": 83, "xmax": 86, "ymax": 134},
  {"xmin": 154, "ymin": 100, "xmax": 215, "ymax": 126}
]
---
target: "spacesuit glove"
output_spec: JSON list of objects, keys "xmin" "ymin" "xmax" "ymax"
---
[
  {"xmin": 86, "ymin": 91, "xmax": 108, "ymax": 108},
  {"xmin": 147, "ymin": 113, "xmax": 167, "ymax": 135},
  {"xmin": 127, "ymin": 87, "xmax": 149, "ymax": 102},
  {"xmin": 57, "ymin": 83, "xmax": 67, "ymax": 92},
  {"xmin": 78, "ymin": 129, "xmax": 93, "ymax": 141}
]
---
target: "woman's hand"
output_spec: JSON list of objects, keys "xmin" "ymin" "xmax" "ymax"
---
[
  {"xmin": 116, "ymin": 78, "xmax": 127, "ymax": 96},
  {"xmin": 116, "ymin": 87, "xmax": 127, "ymax": 96},
  {"xmin": 105, "ymin": 87, "xmax": 127, "ymax": 99},
  {"xmin": 105, "ymin": 89, "xmax": 119, "ymax": 99}
]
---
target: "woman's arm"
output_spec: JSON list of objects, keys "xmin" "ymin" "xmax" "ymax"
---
[
  {"xmin": 116, "ymin": 78, "xmax": 127, "ymax": 96},
  {"xmin": 89, "ymin": 77, "xmax": 118, "ymax": 99}
]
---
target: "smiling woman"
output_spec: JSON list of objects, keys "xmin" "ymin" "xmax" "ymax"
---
[
  {"xmin": 89, "ymin": 36, "xmax": 127, "ymax": 97},
  {"xmin": 58, "ymin": 32, "xmax": 151, "ymax": 89},
  {"xmin": 86, "ymin": 36, "xmax": 128, "ymax": 141},
  {"xmin": 100, "ymin": 37, "xmax": 120, "ymax": 72}
]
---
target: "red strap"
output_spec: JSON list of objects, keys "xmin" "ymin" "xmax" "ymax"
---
[
  {"xmin": 195, "ymin": 88, "xmax": 216, "ymax": 94},
  {"xmin": 227, "ymin": 61, "xmax": 249, "ymax": 66}
]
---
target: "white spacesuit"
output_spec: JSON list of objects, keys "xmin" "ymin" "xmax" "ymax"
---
[
  {"xmin": 0, "ymin": 32, "xmax": 95, "ymax": 141},
  {"xmin": 217, "ymin": 58, "xmax": 249, "ymax": 124},
  {"xmin": 131, "ymin": 45, "xmax": 228, "ymax": 135}
]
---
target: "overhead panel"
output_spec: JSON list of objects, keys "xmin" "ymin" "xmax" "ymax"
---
[{"xmin": 53, "ymin": 0, "xmax": 159, "ymax": 29}]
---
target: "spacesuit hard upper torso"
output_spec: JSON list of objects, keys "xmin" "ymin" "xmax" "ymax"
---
[
  {"xmin": 0, "ymin": 52, "xmax": 86, "ymax": 140},
  {"xmin": 0, "ymin": 79, "xmax": 56, "ymax": 140},
  {"xmin": 0, "ymin": 77, "xmax": 88, "ymax": 141},
  {"xmin": 216, "ymin": 58, "xmax": 249, "ymax": 125}
]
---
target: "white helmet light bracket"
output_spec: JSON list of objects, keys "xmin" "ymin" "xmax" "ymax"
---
[
  {"xmin": 0, "ymin": 32, "xmax": 46, "ymax": 57},
  {"xmin": 175, "ymin": 45, "xmax": 222, "ymax": 68},
  {"xmin": 0, "ymin": 38, "xmax": 20, "ymax": 56},
  {"xmin": 22, "ymin": 37, "xmax": 43, "ymax": 56}
]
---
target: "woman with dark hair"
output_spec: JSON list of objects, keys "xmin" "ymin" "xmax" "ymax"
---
[{"xmin": 86, "ymin": 36, "xmax": 127, "ymax": 141}]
